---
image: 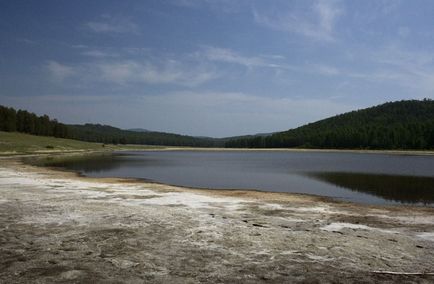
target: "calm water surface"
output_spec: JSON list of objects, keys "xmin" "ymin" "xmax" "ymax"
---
[{"xmin": 37, "ymin": 151, "xmax": 434, "ymax": 206}]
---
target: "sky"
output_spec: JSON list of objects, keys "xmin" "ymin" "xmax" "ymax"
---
[{"xmin": 1, "ymin": 0, "xmax": 434, "ymax": 137}]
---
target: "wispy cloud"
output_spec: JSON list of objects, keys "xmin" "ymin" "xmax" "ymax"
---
[
  {"xmin": 377, "ymin": 0, "xmax": 402, "ymax": 15},
  {"xmin": 81, "ymin": 50, "xmax": 118, "ymax": 58},
  {"xmin": 85, "ymin": 15, "xmax": 139, "ymax": 34},
  {"xmin": 315, "ymin": 0, "xmax": 342, "ymax": 37},
  {"xmin": 44, "ymin": 59, "xmax": 217, "ymax": 87},
  {"xmin": 170, "ymin": 0, "xmax": 245, "ymax": 14},
  {"xmin": 97, "ymin": 60, "xmax": 217, "ymax": 86},
  {"xmin": 46, "ymin": 61, "xmax": 76, "ymax": 82},
  {"xmin": 253, "ymin": 0, "xmax": 343, "ymax": 41},
  {"xmin": 346, "ymin": 45, "xmax": 434, "ymax": 93},
  {"xmin": 308, "ymin": 64, "xmax": 341, "ymax": 76},
  {"xmin": 15, "ymin": 38, "xmax": 38, "ymax": 45},
  {"xmin": 373, "ymin": 46, "xmax": 434, "ymax": 69},
  {"xmin": 299, "ymin": 47, "xmax": 434, "ymax": 94},
  {"xmin": 397, "ymin": 26, "xmax": 410, "ymax": 38},
  {"xmin": 201, "ymin": 46, "xmax": 288, "ymax": 69}
]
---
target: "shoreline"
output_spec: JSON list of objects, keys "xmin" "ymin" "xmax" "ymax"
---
[
  {"xmin": 1, "ymin": 154, "xmax": 434, "ymax": 282},
  {"xmin": 3, "ymin": 145, "xmax": 434, "ymax": 158},
  {"xmin": 6, "ymin": 152, "xmax": 434, "ymax": 215},
  {"xmin": 6, "ymin": 156, "xmax": 333, "ymax": 206},
  {"xmin": 109, "ymin": 146, "xmax": 434, "ymax": 156},
  {"xmin": 16, "ymin": 150, "xmax": 434, "ymax": 209}
]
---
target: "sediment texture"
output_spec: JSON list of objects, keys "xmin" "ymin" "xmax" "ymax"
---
[{"xmin": 0, "ymin": 160, "xmax": 433, "ymax": 283}]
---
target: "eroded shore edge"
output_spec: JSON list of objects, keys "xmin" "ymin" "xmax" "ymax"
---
[{"xmin": 1, "ymin": 152, "xmax": 434, "ymax": 283}]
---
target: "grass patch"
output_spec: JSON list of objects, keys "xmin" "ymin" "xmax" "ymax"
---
[{"xmin": 0, "ymin": 131, "xmax": 165, "ymax": 155}]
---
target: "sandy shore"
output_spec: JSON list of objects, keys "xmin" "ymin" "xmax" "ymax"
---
[{"xmin": 1, "ymin": 157, "xmax": 434, "ymax": 283}]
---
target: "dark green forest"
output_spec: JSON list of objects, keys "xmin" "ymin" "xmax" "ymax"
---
[
  {"xmin": 225, "ymin": 99, "xmax": 434, "ymax": 150},
  {"xmin": 0, "ymin": 105, "xmax": 69, "ymax": 138},
  {"xmin": 3, "ymin": 100, "xmax": 434, "ymax": 149},
  {"xmin": 67, "ymin": 124, "xmax": 220, "ymax": 147},
  {"xmin": 0, "ymin": 105, "xmax": 221, "ymax": 147}
]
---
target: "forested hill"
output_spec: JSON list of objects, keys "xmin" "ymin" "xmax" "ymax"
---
[
  {"xmin": 0, "ymin": 105, "xmax": 222, "ymax": 147},
  {"xmin": 225, "ymin": 99, "xmax": 434, "ymax": 150},
  {"xmin": 4, "ymin": 100, "xmax": 434, "ymax": 150},
  {"xmin": 68, "ymin": 124, "xmax": 221, "ymax": 147}
]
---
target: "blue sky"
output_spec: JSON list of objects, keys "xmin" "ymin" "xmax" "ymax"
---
[{"xmin": 1, "ymin": 0, "xmax": 434, "ymax": 137}]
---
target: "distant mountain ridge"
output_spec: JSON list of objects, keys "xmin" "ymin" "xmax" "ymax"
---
[
  {"xmin": 3, "ymin": 99, "xmax": 434, "ymax": 149},
  {"xmin": 0, "ymin": 105, "xmax": 221, "ymax": 147},
  {"xmin": 68, "ymin": 124, "xmax": 221, "ymax": 147},
  {"xmin": 128, "ymin": 128, "xmax": 150, "ymax": 133},
  {"xmin": 225, "ymin": 99, "xmax": 434, "ymax": 150},
  {"xmin": 0, "ymin": 104, "xmax": 268, "ymax": 147}
]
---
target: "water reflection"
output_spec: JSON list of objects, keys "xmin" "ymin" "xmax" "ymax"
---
[
  {"xmin": 307, "ymin": 172, "xmax": 434, "ymax": 204},
  {"xmin": 28, "ymin": 154, "xmax": 124, "ymax": 173},
  {"xmin": 28, "ymin": 151, "xmax": 434, "ymax": 206},
  {"xmin": 29, "ymin": 153, "xmax": 175, "ymax": 174}
]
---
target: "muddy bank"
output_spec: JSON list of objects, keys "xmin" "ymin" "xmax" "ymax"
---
[{"xmin": 0, "ymin": 159, "xmax": 433, "ymax": 283}]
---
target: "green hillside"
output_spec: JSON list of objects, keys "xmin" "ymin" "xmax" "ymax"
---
[
  {"xmin": 0, "ymin": 105, "xmax": 223, "ymax": 147},
  {"xmin": 0, "ymin": 131, "xmax": 165, "ymax": 155},
  {"xmin": 4, "ymin": 100, "xmax": 434, "ymax": 150},
  {"xmin": 0, "ymin": 131, "xmax": 104, "ymax": 154},
  {"xmin": 68, "ymin": 124, "xmax": 222, "ymax": 147},
  {"xmin": 225, "ymin": 99, "xmax": 434, "ymax": 150}
]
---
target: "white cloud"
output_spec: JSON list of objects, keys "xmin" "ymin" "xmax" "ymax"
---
[
  {"xmin": 16, "ymin": 38, "xmax": 37, "ymax": 45},
  {"xmin": 204, "ymin": 47, "xmax": 263, "ymax": 67},
  {"xmin": 44, "ymin": 59, "xmax": 217, "ymax": 87},
  {"xmin": 345, "ymin": 46, "xmax": 434, "ymax": 93},
  {"xmin": 315, "ymin": 0, "xmax": 342, "ymax": 36},
  {"xmin": 97, "ymin": 60, "xmax": 217, "ymax": 86},
  {"xmin": 377, "ymin": 0, "xmax": 402, "ymax": 15},
  {"xmin": 9, "ymin": 95, "xmax": 120, "ymax": 103},
  {"xmin": 202, "ymin": 47, "xmax": 284, "ymax": 69},
  {"xmin": 85, "ymin": 16, "xmax": 139, "ymax": 34},
  {"xmin": 309, "ymin": 64, "xmax": 340, "ymax": 76},
  {"xmin": 398, "ymin": 26, "xmax": 410, "ymax": 38},
  {"xmin": 200, "ymin": 46, "xmax": 291, "ymax": 72},
  {"xmin": 81, "ymin": 50, "xmax": 118, "ymax": 58},
  {"xmin": 373, "ymin": 46, "xmax": 434, "ymax": 68},
  {"xmin": 71, "ymin": 44, "xmax": 89, "ymax": 49},
  {"xmin": 253, "ymin": 0, "xmax": 343, "ymax": 41},
  {"xmin": 46, "ymin": 61, "xmax": 76, "ymax": 82},
  {"xmin": 171, "ymin": 0, "xmax": 245, "ymax": 14},
  {"xmin": 202, "ymin": 47, "xmax": 343, "ymax": 77}
]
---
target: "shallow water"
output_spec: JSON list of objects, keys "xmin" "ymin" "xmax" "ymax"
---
[{"xmin": 35, "ymin": 150, "xmax": 434, "ymax": 206}]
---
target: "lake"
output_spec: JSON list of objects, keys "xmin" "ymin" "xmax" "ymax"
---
[{"xmin": 36, "ymin": 150, "xmax": 434, "ymax": 206}]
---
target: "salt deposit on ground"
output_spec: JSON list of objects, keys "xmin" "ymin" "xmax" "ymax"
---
[{"xmin": 0, "ymin": 159, "xmax": 433, "ymax": 283}]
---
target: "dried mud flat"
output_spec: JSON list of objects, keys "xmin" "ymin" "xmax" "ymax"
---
[{"xmin": 0, "ymin": 158, "xmax": 434, "ymax": 283}]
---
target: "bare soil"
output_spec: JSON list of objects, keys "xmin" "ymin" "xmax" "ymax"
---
[{"xmin": 0, "ymin": 158, "xmax": 433, "ymax": 283}]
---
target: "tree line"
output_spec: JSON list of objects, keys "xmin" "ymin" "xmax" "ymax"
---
[
  {"xmin": 0, "ymin": 105, "xmax": 222, "ymax": 147},
  {"xmin": 225, "ymin": 99, "xmax": 434, "ymax": 150},
  {"xmin": 4, "ymin": 100, "xmax": 434, "ymax": 150},
  {"xmin": 67, "ymin": 124, "xmax": 221, "ymax": 147},
  {"xmin": 0, "ymin": 105, "xmax": 68, "ymax": 138}
]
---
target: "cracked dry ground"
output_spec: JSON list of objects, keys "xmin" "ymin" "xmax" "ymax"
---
[{"xmin": 0, "ymin": 163, "xmax": 434, "ymax": 283}]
